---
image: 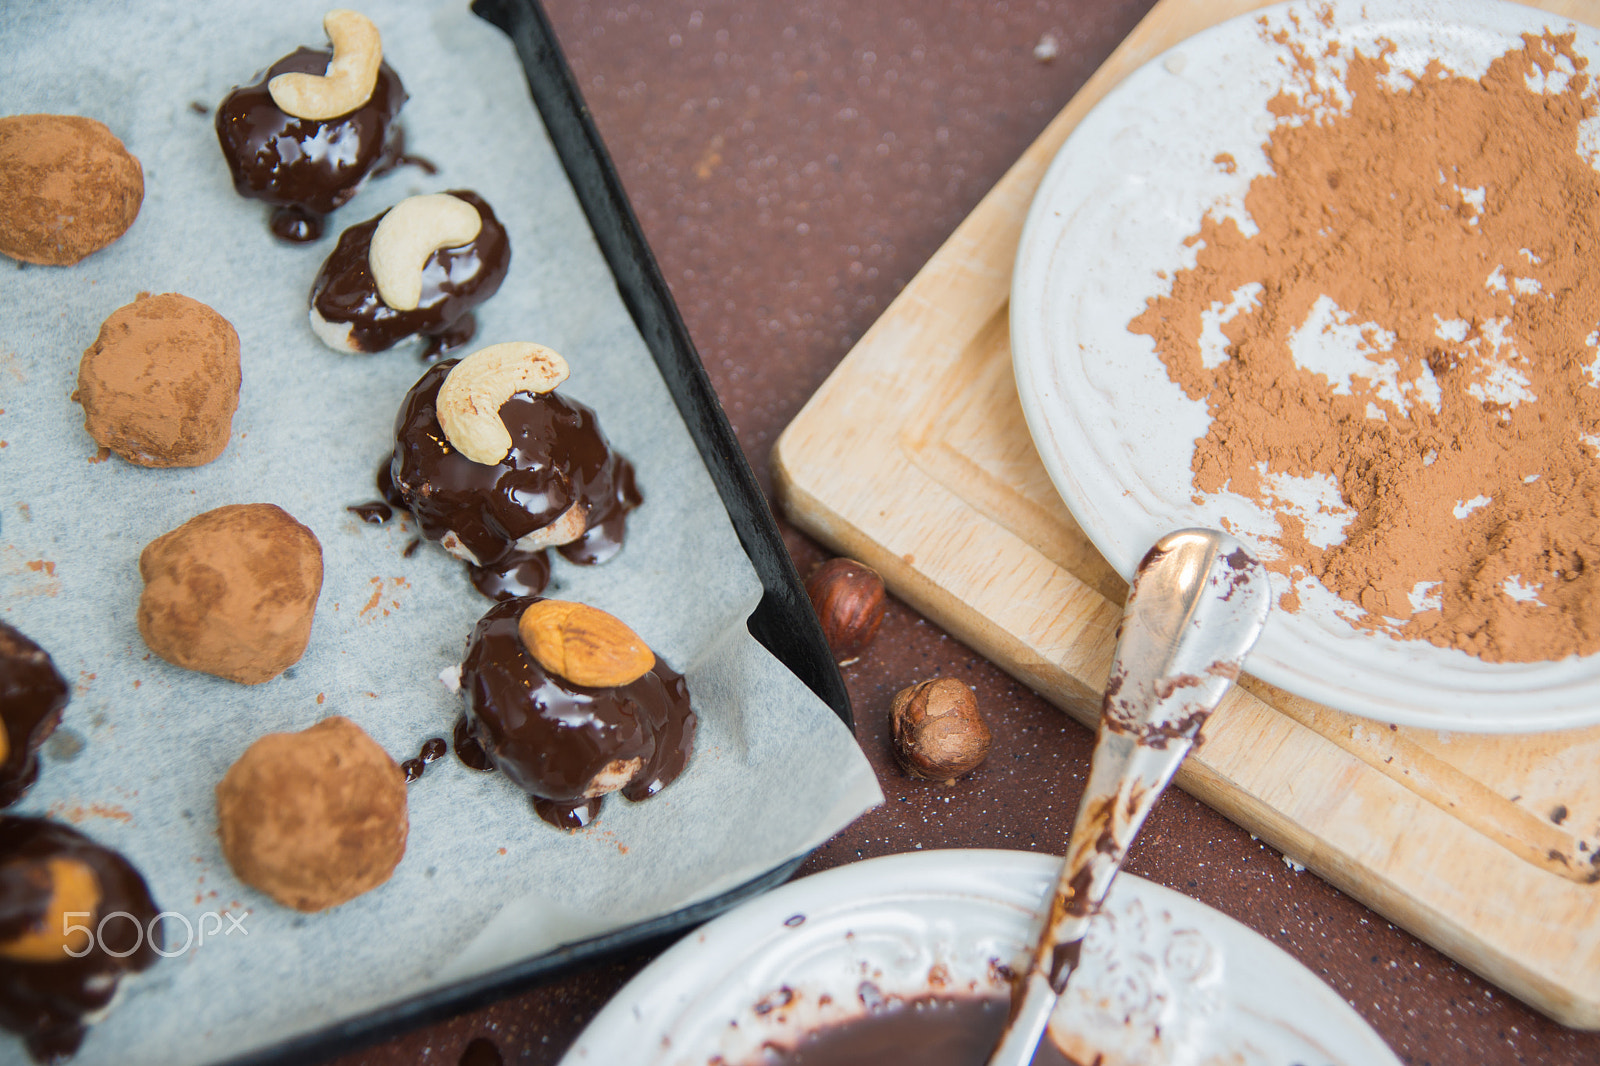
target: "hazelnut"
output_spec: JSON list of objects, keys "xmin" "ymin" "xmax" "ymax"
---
[
  {"xmin": 891, "ymin": 678, "xmax": 991, "ymax": 783},
  {"xmin": 805, "ymin": 557, "xmax": 886, "ymax": 665}
]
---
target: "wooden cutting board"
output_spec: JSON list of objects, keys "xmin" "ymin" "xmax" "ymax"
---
[{"xmin": 773, "ymin": 0, "xmax": 1600, "ymax": 1028}]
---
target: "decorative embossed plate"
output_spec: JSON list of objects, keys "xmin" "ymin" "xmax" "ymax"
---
[
  {"xmin": 1010, "ymin": 0, "xmax": 1600, "ymax": 731},
  {"xmin": 559, "ymin": 850, "xmax": 1399, "ymax": 1066}
]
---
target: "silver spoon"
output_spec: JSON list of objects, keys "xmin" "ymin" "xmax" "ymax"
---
[{"xmin": 985, "ymin": 528, "xmax": 1271, "ymax": 1066}]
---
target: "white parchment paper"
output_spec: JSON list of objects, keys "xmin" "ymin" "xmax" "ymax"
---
[{"xmin": 0, "ymin": 1, "xmax": 883, "ymax": 1062}]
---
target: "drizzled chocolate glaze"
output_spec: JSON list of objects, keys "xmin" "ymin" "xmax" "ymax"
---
[
  {"xmin": 385, "ymin": 360, "xmax": 641, "ymax": 600},
  {"xmin": 456, "ymin": 598, "xmax": 694, "ymax": 829},
  {"xmin": 310, "ymin": 191, "xmax": 510, "ymax": 355},
  {"xmin": 745, "ymin": 995, "xmax": 1073, "ymax": 1066},
  {"xmin": 0, "ymin": 624, "xmax": 68, "ymax": 809},
  {"xmin": 0, "ymin": 816, "xmax": 161, "ymax": 1063},
  {"xmin": 215, "ymin": 47, "xmax": 407, "ymax": 242}
]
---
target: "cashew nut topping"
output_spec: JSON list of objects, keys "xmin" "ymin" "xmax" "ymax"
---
[
  {"xmin": 268, "ymin": 10, "xmax": 383, "ymax": 121},
  {"xmin": 368, "ymin": 194, "xmax": 483, "ymax": 311},
  {"xmin": 436, "ymin": 342, "xmax": 570, "ymax": 465}
]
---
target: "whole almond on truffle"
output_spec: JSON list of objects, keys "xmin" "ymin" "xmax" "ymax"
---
[
  {"xmin": 518, "ymin": 600, "xmax": 654, "ymax": 689},
  {"xmin": 806, "ymin": 558, "xmax": 886, "ymax": 665},
  {"xmin": 891, "ymin": 678, "xmax": 991, "ymax": 783},
  {"xmin": 0, "ymin": 115, "xmax": 143, "ymax": 265}
]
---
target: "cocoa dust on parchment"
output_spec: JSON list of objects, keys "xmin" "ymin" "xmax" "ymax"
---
[{"xmin": 1130, "ymin": 29, "xmax": 1600, "ymax": 663}]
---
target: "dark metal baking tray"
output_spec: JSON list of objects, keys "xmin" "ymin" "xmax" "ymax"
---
[{"xmin": 220, "ymin": 0, "xmax": 853, "ymax": 1061}]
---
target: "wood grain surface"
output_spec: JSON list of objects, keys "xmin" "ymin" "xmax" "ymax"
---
[{"xmin": 775, "ymin": 0, "xmax": 1600, "ymax": 1029}]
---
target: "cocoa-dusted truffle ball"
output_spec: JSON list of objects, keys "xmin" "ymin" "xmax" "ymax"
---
[
  {"xmin": 76, "ymin": 293, "xmax": 241, "ymax": 467},
  {"xmin": 138, "ymin": 504, "xmax": 323, "ymax": 684},
  {"xmin": 0, "ymin": 115, "xmax": 143, "ymax": 265},
  {"xmin": 216, "ymin": 716, "xmax": 408, "ymax": 912}
]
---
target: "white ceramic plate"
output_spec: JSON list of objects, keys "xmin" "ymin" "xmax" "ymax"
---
[
  {"xmin": 560, "ymin": 850, "xmax": 1399, "ymax": 1066},
  {"xmin": 1010, "ymin": 0, "xmax": 1600, "ymax": 732}
]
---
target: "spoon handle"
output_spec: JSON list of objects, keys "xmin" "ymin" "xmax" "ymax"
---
[
  {"xmin": 984, "ymin": 730, "xmax": 1194, "ymax": 1066},
  {"xmin": 984, "ymin": 529, "xmax": 1270, "ymax": 1066}
]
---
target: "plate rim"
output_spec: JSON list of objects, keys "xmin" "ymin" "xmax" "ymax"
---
[
  {"xmin": 1009, "ymin": 0, "xmax": 1600, "ymax": 733},
  {"xmin": 560, "ymin": 848, "xmax": 1402, "ymax": 1066}
]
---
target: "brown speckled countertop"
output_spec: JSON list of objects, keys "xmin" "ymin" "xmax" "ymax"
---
[{"xmin": 332, "ymin": 3, "xmax": 1600, "ymax": 1064}]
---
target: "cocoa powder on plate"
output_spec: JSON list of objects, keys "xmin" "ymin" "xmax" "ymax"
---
[{"xmin": 1130, "ymin": 30, "xmax": 1600, "ymax": 663}]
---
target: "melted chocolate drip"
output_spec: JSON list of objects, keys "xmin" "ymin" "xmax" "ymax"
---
[
  {"xmin": 466, "ymin": 555, "xmax": 553, "ymax": 601},
  {"xmin": 0, "ymin": 624, "xmax": 68, "ymax": 809},
  {"xmin": 0, "ymin": 816, "xmax": 162, "ymax": 1063},
  {"xmin": 378, "ymin": 458, "xmax": 408, "ymax": 509},
  {"xmin": 309, "ymin": 190, "xmax": 509, "ymax": 354},
  {"xmin": 215, "ymin": 47, "xmax": 406, "ymax": 241},
  {"xmin": 270, "ymin": 206, "xmax": 323, "ymax": 243},
  {"xmin": 402, "ymin": 537, "xmax": 423, "ymax": 559},
  {"xmin": 386, "ymin": 360, "xmax": 641, "ymax": 599},
  {"xmin": 419, "ymin": 313, "xmax": 479, "ymax": 363},
  {"xmin": 750, "ymin": 995, "xmax": 1073, "ymax": 1066},
  {"xmin": 457, "ymin": 598, "xmax": 694, "ymax": 828},
  {"xmin": 400, "ymin": 153, "xmax": 439, "ymax": 176},
  {"xmin": 347, "ymin": 500, "xmax": 394, "ymax": 525},
  {"xmin": 401, "ymin": 737, "xmax": 449, "ymax": 783},
  {"xmin": 458, "ymin": 1037, "xmax": 503, "ymax": 1066},
  {"xmin": 530, "ymin": 795, "xmax": 601, "ymax": 830},
  {"xmin": 452, "ymin": 712, "xmax": 495, "ymax": 772}
]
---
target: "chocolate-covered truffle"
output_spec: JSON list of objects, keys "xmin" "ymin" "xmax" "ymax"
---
[
  {"xmin": 216, "ymin": 716, "xmax": 407, "ymax": 912},
  {"xmin": 137, "ymin": 504, "xmax": 323, "ymax": 684},
  {"xmin": 75, "ymin": 293, "xmax": 241, "ymax": 467},
  {"xmin": 456, "ymin": 598, "xmax": 695, "ymax": 829},
  {"xmin": 214, "ymin": 13, "xmax": 406, "ymax": 243},
  {"xmin": 0, "ymin": 115, "xmax": 143, "ymax": 266},
  {"xmin": 0, "ymin": 816, "xmax": 161, "ymax": 1063},
  {"xmin": 308, "ymin": 191, "xmax": 509, "ymax": 357},
  {"xmin": 0, "ymin": 624, "xmax": 68, "ymax": 809},
  {"xmin": 384, "ymin": 346, "xmax": 641, "ymax": 600}
]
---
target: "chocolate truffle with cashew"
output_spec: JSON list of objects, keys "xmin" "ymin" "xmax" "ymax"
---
[
  {"xmin": 455, "ymin": 598, "xmax": 695, "ymax": 829},
  {"xmin": 0, "ymin": 623, "xmax": 68, "ymax": 809},
  {"xmin": 215, "ymin": 10, "xmax": 406, "ymax": 242},
  {"xmin": 383, "ymin": 343, "xmax": 641, "ymax": 599},
  {"xmin": 216, "ymin": 716, "xmax": 408, "ymax": 912},
  {"xmin": 0, "ymin": 816, "xmax": 162, "ymax": 1064},
  {"xmin": 137, "ymin": 504, "xmax": 324, "ymax": 684},
  {"xmin": 309, "ymin": 190, "xmax": 509, "ymax": 356}
]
